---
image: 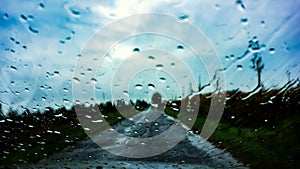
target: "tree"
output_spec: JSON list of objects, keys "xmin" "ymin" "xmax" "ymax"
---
[{"xmin": 249, "ymin": 37, "xmax": 264, "ymax": 91}]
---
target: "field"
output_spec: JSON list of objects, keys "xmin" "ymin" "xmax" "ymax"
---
[{"xmin": 0, "ymin": 86, "xmax": 299, "ymax": 169}]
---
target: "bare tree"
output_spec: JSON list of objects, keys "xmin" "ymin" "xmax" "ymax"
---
[
  {"xmin": 251, "ymin": 53, "xmax": 264, "ymax": 89},
  {"xmin": 249, "ymin": 37, "xmax": 264, "ymax": 91}
]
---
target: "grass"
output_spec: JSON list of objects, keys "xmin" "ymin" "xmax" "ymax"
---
[
  {"xmin": 1, "ymin": 87, "xmax": 299, "ymax": 168},
  {"xmin": 164, "ymin": 108, "xmax": 299, "ymax": 169},
  {"xmin": 0, "ymin": 105, "xmax": 133, "ymax": 167}
]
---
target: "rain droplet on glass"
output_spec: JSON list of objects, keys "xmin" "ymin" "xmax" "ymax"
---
[
  {"xmin": 123, "ymin": 90, "xmax": 129, "ymax": 96},
  {"xmin": 237, "ymin": 65, "xmax": 243, "ymax": 70},
  {"xmin": 63, "ymin": 99, "xmax": 69, "ymax": 103},
  {"xmin": 134, "ymin": 84, "xmax": 143, "ymax": 90},
  {"xmin": 133, "ymin": 48, "xmax": 140, "ymax": 52},
  {"xmin": 91, "ymin": 78, "xmax": 97, "ymax": 84},
  {"xmin": 155, "ymin": 64, "xmax": 163, "ymax": 70},
  {"xmin": 159, "ymin": 77, "xmax": 166, "ymax": 82},
  {"xmin": 177, "ymin": 45, "xmax": 184, "ymax": 50},
  {"xmin": 10, "ymin": 66, "xmax": 17, "ymax": 71},
  {"xmin": 148, "ymin": 55, "xmax": 155, "ymax": 60},
  {"xmin": 54, "ymin": 71, "xmax": 59, "ymax": 76},
  {"xmin": 3, "ymin": 13, "xmax": 8, "ymax": 20},
  {"xmin": 236, "ymin": 0, "xmax": 246, "ymax": 11},
  {"xmin": 73, "ymin": 77, "xmax": 80, "ymax": 83},
  {"xmin": 148, "ymin": 84, "xmax": 156, "ymax": 90},
  {"xmin": 240, "ymin": 18, "xmax": 248, "ymax": 25},
  {"xmin": 69, "ymin": 8, "xmax": 81, "ymax": 16},
  {"xmin": 39, "ymin": 3, "xmax": 45, "ymax": 9},
  {"xmin": 269, "ymin": 48, "xmax": 275, "ymax": 54},
  {"xmin": 20, "ymin": 14, "xmax": 27, "ymax": 21}
]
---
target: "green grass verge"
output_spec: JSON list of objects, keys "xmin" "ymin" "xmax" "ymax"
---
[{"xmin": 165, "ymin": 108, "xmax": 299, "ymax": 169}]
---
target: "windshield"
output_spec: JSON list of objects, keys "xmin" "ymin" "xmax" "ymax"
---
[{"xmin": 0, "ymin": 1, "xmax": 299, "ymax": 169}]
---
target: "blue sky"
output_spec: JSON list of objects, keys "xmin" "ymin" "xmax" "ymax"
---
[{"xmin": 0, "ymin": 0, "xmax": 300, "ymax": 114}]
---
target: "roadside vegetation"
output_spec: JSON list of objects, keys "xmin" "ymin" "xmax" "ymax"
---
[{"xmin": 0, "ymin": 85, "xmax": 299, "ymax": 169}]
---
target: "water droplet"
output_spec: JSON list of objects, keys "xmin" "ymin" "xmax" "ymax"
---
[
  {"xmin": 231, "ymin": 116, "xmax": 235, "ymax": 119},
  {"xmin": 264, "ymin": 119, "xmax": 268, "ymax": 122},
  {"xmin": 269, "ymin": 48, "xmax": 275, "ymax": 54},
  {"xmin": 177, "ymin": 45, "xmax": 184, "ymax": 50},
  {"xmin": 133, "ymin": 48, "xmax": 140, "ymax": 52},
  {"xmin": 148, "ymin": 84, "xmax": 156, "ymax": 90},
  {"xmin": 92, "ymin": 119, "xmax": 103, "ymax": 123},
  {"xmin": 3, "ymin": 13, "xmax": 8, "ymax": 20},
  {"xmin": 171, "ymin": 62, "xmax": 175, "ymax": 67},
  {"xmin": 134, "ymin": 84, "xmax": 143, "ymax": 90},
  {"xmin": 148, "ymin": 55, "xmax": 155, "ymax": 60},
  {"xmin": 10, "ymin": 66, "xmax": 17, "ymax": 71},
  {"xmin": 63, "ymin": 88, "xmax": 68, "ymax": 92},
  {"xmin": 65, "ymin": 36, "xmax": 71, "ymax": 40},
  {"xmin": 73, "ymin": 77, "xmax": 80, "ymax": 83},
  {"xmin": 70, "ymin": 8, "xmax": 81, "ymax": 16},
  {"xmin": 123, "ymin": 90, "xmax": 129, "ymax": 96},
  {"xmin": 237, "ymin": 65, "xmax": 243, "ymax": 70},
  {"xmin": 225, "ymin": 55, "xmax": 230, "ymax": 61},
  {"xmin": 240, "ymin": 18, "xmax": 248, "ymax": 24},
  {"xmin": 54, "ymin": 71, "xmax": 59, "ymax": 76},
  {"xmin": 91, "ymin": 78, "xmax": 97, "ymax": 84},
  {"xmin": 59, "ymin": 40, "xmax": 65, "ymax": 44},
  {"xmin": 215, "ymin": 4, "xmax": 221, "ymax": 9},
  {"xmin": 28, "ymin": 26, "xmax": 39, "ymax": 34},
  {"xmin": 24, "ymin": 88, "xmax": 30, "ymax": 92},
  {"xmin": 42, "ymin": 97, "xmax": 46, "ymax": 101},
  {"xmin": 236, "ymin": 0, "xmax": 246, "ymax": 11},
  {"xmin": 159, "ymin": 77, "xmax": 166, "ymax": 82},
  {"xmin": 28, "ymin": 15, "xmax": 34, "ymax": 19},
  {"xmin": 178, "ymin": 14, "xmax": 189, "ymax": 21},
  {"xmin": 63, "ymin": 99, "xmax": 69, "ymax": 103},
  {"xmin": 39, "ymin": 3, "xmax": 45, "ymax": 9},
  {"xmin": 20, "ymin": 14, "xmax": 27, "ymax": 21},
  {"xmin": 155, "ymin": 64, "xmax": 163, "ymax": 70}
]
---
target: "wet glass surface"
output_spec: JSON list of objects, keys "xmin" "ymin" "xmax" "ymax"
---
[{"xmin": 0, "ymin": 0, "xmax": 299, "ymax": 168}]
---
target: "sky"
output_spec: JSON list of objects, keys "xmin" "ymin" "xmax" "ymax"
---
[{"xmin": 0, "ymin": 0, "xmax": 300, "ymax": 114}]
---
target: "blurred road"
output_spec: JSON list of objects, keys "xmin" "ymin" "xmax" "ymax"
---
[{"xmin": 24, "ymin": 108, "xmax": 248, "ymax": 169}]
